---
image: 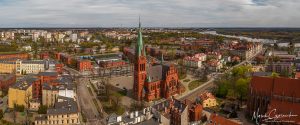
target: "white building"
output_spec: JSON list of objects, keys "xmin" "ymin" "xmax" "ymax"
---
[
  {"xmin": 16, "ymin": 60, "xmax": 45, "ymax": 75},
  {"xmin": 71, "ymin": 34, "xmax": 77, "ymax": 42},
  {"xmin": 183, "ymin": 53, "xmax": 206, "ymax": 68}
]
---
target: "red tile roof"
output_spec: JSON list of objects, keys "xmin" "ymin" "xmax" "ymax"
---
[
  {"xmin": 295, "ymin": 72, "xmax": 300, "ymax": 79},
  {"xmin": 267, "ymin": 99, "xmax": 300, "ymax": 124},
  {"xmin": 273, "ymin": 77, "xmax": 300, "ymax": 97},
  {"xmin": 208, "ymin": 114, "xmax": 241, "ymax": 125},
  {"xmin": 250, "ymin": 76, "xmax": 274, "ymax": 96}
]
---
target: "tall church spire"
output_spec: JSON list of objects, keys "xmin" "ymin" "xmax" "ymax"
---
[{"xmin": 136, "ymin": 17, "xmax": 145, "ymax": 57}]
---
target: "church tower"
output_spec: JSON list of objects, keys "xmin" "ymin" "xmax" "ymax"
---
[{"xmin": 133, "ymin": 19, "xmax": 147, "ymax": 101}]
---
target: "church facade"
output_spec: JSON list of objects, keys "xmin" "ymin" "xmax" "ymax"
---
[{"xmin": 133, "ymin": 22, "xmax": 181, "ymax": 102}]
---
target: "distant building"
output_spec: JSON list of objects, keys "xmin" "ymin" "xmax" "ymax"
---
[
  {"xmin": 71, "ymin": 33, "xmax": 77, "ymax": 42},
  {"xmin": 265, "ymin": 62, "xmax": 293, "ymax": 76},
  {"xmin": 40, "ymin": 53, "xmax": 50, "ymax": 60},
  {"xmin": 183, "ymin": 53, "xmax": 206, "ymax": 68},
  {"xmin": 77, "ymin": 60, "xmax": 92, "ymax": 71},
  {"xmin": 0, "ymin": 53, "xmax": 29, "ymax": 60},
  {"xmin": 207, "ymin": 59, "xmax": 223, "ymax": 72}
]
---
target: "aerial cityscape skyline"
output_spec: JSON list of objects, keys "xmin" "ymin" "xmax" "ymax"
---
[
  {"xmin": 1, "ymin": 1, "xmax": 300, "ymax": 125},
  {"xmin": 0, "ymin": 0, "xmax": 300, "ymax": 27}
]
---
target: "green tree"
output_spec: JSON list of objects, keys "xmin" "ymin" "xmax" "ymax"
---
[
  {"xmin": 271, "ymin": 72, "xmax": 279, "ymax": 78},
  {"xmin": 236, "ymin": 78, "xmax": 249, "ymax": 104},
  {"xmin": 38, "ymin": 105, "xmax": 48, "ymax": 114},
  {"xmin": 0, "ymin": 109, "xmax": 3, "ymax": 120}
]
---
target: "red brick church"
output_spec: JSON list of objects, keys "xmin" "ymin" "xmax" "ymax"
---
[{"xmin": 133, "ymin": 22, "xmax": 181, "ymax": 101}]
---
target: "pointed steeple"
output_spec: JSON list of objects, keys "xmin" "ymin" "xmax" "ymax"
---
[{"xmin": 136, "ymin": 17, "xmax": 145, "ymax": 57}]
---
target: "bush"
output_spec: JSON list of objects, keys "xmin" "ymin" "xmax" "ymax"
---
[
  {"xmin": 183, "ymin": 79, "xmax": 190, "ymax": 82},
  {"xmin": 14, "ymin": 104, "xmax": 24, "ymax": 112},
  {"xmin": 0, "ymin": 109, "xmax": 3, "ymax": 120},
  {"xmin": 188, "ymin": 80, "xmax": 204, "ymax": 90},
  {"xmin": 38, "ymin": 105, "xmax": 48, "ymax": 114}
]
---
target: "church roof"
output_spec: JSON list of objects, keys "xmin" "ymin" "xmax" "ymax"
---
[
  {"xmin": 136, "ymin": 19, "xmax": 145, "ymax": 57},
  {"xmin": 146, "ymin": 65, "xmax": 162, "ymax": 82}
]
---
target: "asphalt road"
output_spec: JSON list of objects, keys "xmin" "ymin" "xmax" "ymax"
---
[{"xmin": 77, "ymin": 77, "xmax": 102, "ymax": 125}]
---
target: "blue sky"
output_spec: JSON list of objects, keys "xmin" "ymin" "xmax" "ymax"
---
[{"xmin": 0, "ymin": 0, "xmax": 299, "ymax": 27}]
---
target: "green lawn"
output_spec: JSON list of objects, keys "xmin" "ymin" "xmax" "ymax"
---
[
  {"xmin": 179, "ymin": 73, "xmax": 187, "ymax": 80},
  {"xmin": 183, "ymin": 79, "xmax": 190, "ymax": 82},
  {"xmin": 188, "ymin": 80, "xmax": 205, "ymax": 90}
]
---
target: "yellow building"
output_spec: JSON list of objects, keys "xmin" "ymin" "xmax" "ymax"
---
[
  {"xmin": 42, "ymin": 84, "xmax": 59, "ymax": 107},
  {"xmin": 0, "ymin": 61, "xmax": 16, "ymax": 74},
  {"xmin": 8, "ymin": 75, "xmax": 38, "ymax": 108},
  {"xmin": 199, "ymin": 92, "xmax": 218, "ymax": 108},
  {"xmin": 0, "ymin": 60, "xmax": 45, "ymax": 75}
]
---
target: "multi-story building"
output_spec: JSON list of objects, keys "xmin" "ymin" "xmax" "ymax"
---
[
  {"xmin": 77, "ymin": 59, "xmax": 92, "ymax": 71},
  {"xmin": 0, "ymin": 60, "xmax": 46, "ymax": 75},
  {"xmin": 0, "ymin": 61, "xmax": 16, "ymax": 74},
  {"xmin": 265, "ymin": 62, "xmax": 293, "ymax": 76},
  {"xmin": 0, "ymin": 53, "xmax": 29, "ymax": 60},
  {"xmin": 199, "ymin": 92, "xmax": 218, "ymax": 108},
  {"xmin": 133, "ymin": 23, "xmax": 181, "ymax": 102},
  {"xmin": 40, "ymin": 53, "xmax": 50, "ymax": 60},
  {"xmin": 41, "ymin": 74, "xmax": 75, "ymax": 107},
  {"xmin": 0, "ymin": 73, "xmax": 16, "ymax": 91},
  {"xmin": 152, "ymin": 98, "xmax": 189, "ymax": 125},
  {"xmin": 17, "ymin": 60, "xmax": 45, "ymax": 75},
  {"xmin": 247, "ymin": 76, "xmax": 300, "ymax": 124},
  {"xmin": 183, "ymin": 53, "xmax": 206, "ymax": 68},
  {"xmin": 34, "ymin": 97, "xmax": 80, "ymax": 125},
  {"xmin": 207, "ymin": 59, "xmax": 223, "ymax": 72},
  {"xmin": 230, "ymin": 42, "xmax": 263, "ymax": 60},
  {"xmin": 71, "ymin": 33, "xmax": 77, "ymax": 42},
  {"xmin": 8, "ymin": 75, "xmax": 38, "ymax": 108},
  {"xmin": 42, "ymin": 83, "xmax": 59, "ymax": 107},
  {"xmin": 183, "ymin": 99, "xmax": 203, "ymax": 122}
]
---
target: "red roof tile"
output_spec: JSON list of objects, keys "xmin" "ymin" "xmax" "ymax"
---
[
  {"xmin": 267, "ymin": 99, "xmax": 300, "ymax": 124},
  {"xmin": 273, "ymin": 77, "xmax": 300, "ymax": 97},
  {"xmin": 208, "ymin": 114, "xmax": 241, "ymax": 125},
  {"xmin": 250, "ymin": 76, "xmax": 274, "ymax": 95}
]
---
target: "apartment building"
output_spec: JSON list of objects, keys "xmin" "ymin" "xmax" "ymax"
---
[
  {"xmin": 8, "ymin": 75, "xmax": 38, "ymax": 108},
  {"xmin": 0, "ymin": 60, "xmax": 46, "ymax": 75},
  {"xmin": 183, "ymin": 53, "xmax": 206, "ymax": 68},
  {"xmin": 35, "ymin": 97, "xmax": 80, "ymax": 125}
]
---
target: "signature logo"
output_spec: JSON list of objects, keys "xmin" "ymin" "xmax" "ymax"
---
[{"xmin": 252, "ymin": 108, "xmax": 298, "ymax": 125}]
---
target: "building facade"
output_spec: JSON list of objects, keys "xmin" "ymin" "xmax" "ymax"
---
[
  {"xmin": 0, "ymin": 73, "xmax": 16, "ymax": 91},
  {"xmin": 199, "ymin": 92, "xmax": 218, "ymax": 108},
  {"xmin": 0, "ymin": 53, "xmax": 29, "ymax": 60},
  {"xmin": 8, "ymin": 75, "xmax": 37, "ymax": 108},
  {"xmin": 0, "ymin": 60, "xmax": 46, "ymax": 75}
]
